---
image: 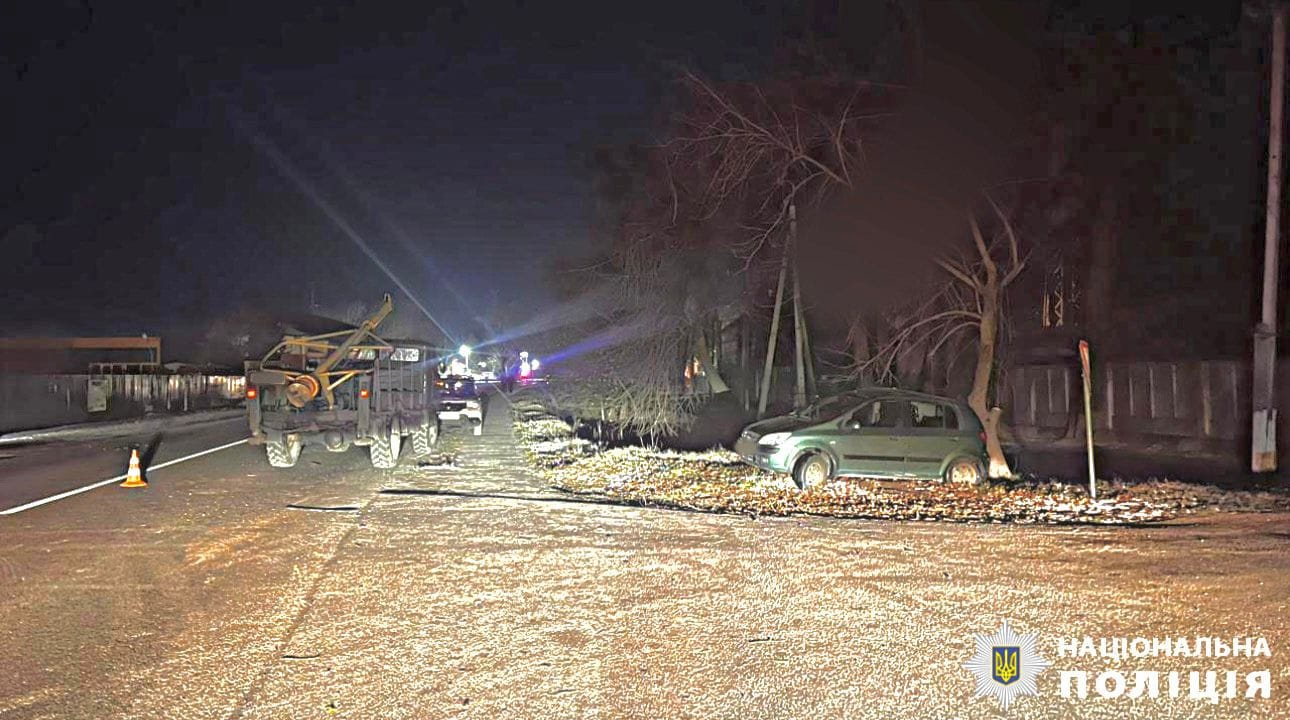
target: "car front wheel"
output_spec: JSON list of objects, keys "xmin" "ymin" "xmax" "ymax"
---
[{"xmin": 793, "ymin": 453, "xmax": 831, "ymax": 490}]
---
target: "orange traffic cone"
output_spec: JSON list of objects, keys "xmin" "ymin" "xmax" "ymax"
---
[{"xmin": 120, "ymin": 448, "xmax": 147, "ymax": 488}]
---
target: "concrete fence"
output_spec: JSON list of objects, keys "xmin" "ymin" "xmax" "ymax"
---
[
  {"xmin": 1007, "ymin": 360, "xmax": 1259, "ymax": 445},
  {"xmin": 0, "ymin": 373, "xmax": 245, "ymax": 433}
]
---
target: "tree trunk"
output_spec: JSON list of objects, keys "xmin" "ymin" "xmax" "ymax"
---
[
  {"xmin": 695, "ymin": 331, "xmax": 729, "ymax": 394},
  {"xmin": 969, "ymin": 274, "xmax": 1013, "ymax": 478},
  {"xmin": 850, "ymin": 316, "xmax": 871, "ymax": 386}
]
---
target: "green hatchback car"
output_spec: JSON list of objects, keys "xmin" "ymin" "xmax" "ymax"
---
[{"xmin": 734, "ymin": 389, "xmax": 987, "ymax": 489}]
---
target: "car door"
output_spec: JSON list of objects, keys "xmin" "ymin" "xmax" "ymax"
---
[
  {"xmin": 833, "ymin": 398, "xmax": 910, "ymax": 477},
  {"xmin": 903, "ymin": 400, "xmax": 962, "ymax": 477}
]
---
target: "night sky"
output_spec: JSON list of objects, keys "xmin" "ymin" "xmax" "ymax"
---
[
  {"xmin": 2, "ymin": 0, "xmax": 792, "ymax": 350},
  {"xmin": 0, "ymin": 0, "xmax": 1264, "ymax": 361}
]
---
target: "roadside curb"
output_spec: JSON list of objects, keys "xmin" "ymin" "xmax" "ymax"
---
[{"xmin": 0, "ymin": 407, "xmax": 245, "ymax": 446}]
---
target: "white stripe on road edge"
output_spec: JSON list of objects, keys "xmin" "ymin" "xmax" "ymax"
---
[{"xmin": 0, "ymin": 438, "xmax": 250, "ymax": 516}]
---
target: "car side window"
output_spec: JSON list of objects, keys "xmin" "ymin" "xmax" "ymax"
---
[
  {"xmin": 849, "ymin": 400, "xmax": 903, "ymax": 428},
  {"xmin": 911, "ymin": 401, "xmax": 958, "ymax": 430}
]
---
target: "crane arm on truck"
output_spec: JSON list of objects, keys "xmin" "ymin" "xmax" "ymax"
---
[{"xmin": 255, "ymin": 294, "xmax": 395, "ymax": 409}]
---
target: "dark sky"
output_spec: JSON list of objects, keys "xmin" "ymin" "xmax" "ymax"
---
[
  {"xmin": 0, "ymin": 0, "xmax": 1263, "ymax": 361},
  {"xmin": 2, "ymin": 0, "xmax": 794, "ymax": 349}
]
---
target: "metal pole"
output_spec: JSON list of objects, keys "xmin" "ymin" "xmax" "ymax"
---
[
  {"xmin": 1079, "ymin": 340, "xmax": 1097, "ymax": 500},
  {"xmin": 1253, "ymin": 4, "xmax": 1286, "ymax": 472}
]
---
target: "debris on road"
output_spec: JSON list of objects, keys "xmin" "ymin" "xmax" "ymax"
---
[
  {"xmin": 513, "ymin": 412, "xmax": 1290, "ymax": 525},
  {"xmin": 414, "ymin": 452, "xmax": 458, "ymax": 468}
]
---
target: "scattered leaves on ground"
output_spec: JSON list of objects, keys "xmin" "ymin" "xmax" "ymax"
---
[{"xmin": 512, "ymin": 412, "xmax": 1290, "ymax": 525}]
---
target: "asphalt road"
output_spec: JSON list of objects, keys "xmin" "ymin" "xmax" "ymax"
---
[
  {"xmin": 1, "ymin": 409, "xmax": 1287, "ymax": 719},
  {"xmin": 0, "ymin": 417, "xmax": 251, "ymax": 515}
]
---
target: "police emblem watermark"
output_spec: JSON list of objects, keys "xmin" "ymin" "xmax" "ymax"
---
[{"xmin": 963, "ymin": 620, "xmax": 1052, "ymax": 710}]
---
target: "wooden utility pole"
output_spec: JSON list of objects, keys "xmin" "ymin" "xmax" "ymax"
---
[
  {"xmin": 799, "ymin": 288, "xmax": 816, "ymax": 399},
  {"xmin": 758, "ymin": 244, "xmax": 790, "ymax": 418},
  {"xmin": 792, "ymin": 265, "xmax": 807, "ymax": 408},
  {"xmin": 790, "ymin": 205, "xmax": 807, "ymax": 409},
  {"xmin": 1253, "ymin": 3, "xmax": 1286, "ymax": 472}
]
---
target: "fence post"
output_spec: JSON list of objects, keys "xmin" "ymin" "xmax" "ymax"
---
[
  {"xmin": 1200, "ymin": 362, "xmax": 1213, "ymax": 438},
  {"xmin": 1105, "ymin": 365, "xmax": 1114, "ymax": 431}
]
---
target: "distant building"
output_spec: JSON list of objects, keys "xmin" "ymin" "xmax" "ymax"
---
[{"xmin": 0, "ymin": 336, "xmax": 161, "ymax": 374}]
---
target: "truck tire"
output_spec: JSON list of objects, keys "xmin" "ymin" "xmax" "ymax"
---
[
  {"xmin": 266, "ymin": 438, "xmax": 301, "ymax": 468},
  {"xmin": 369, "ymin": 427, "xmax": 401, "ymax": 469},
  {"xmin": 411, "ymin": 420, "xmax": 439, "ymax": 457}
]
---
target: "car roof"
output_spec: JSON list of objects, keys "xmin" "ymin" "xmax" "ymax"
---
[{"xmin": 841, "ymin": 387, "xmax": 969, "ymax": 407}]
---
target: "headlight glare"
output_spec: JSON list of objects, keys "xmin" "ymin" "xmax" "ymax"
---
[{"xmin": 758, "ymin": 432, "xmax": 791, "ymax": 447}]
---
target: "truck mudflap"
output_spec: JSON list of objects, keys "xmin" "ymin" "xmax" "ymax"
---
[{"xmin": 247, "ymin": 395, "xmax": 263, "ymax": 440}]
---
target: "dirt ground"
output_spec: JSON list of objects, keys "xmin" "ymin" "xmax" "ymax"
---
[{"xmin": 1, "ymin": 402, "xmax": 1287, "ymax": 719}]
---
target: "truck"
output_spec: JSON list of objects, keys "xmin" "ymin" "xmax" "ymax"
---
[{"xmin": 243, "ymin": 294, "xmax": 439, "ymax": 469}]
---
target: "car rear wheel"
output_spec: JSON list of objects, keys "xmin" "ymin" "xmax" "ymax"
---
[
  {"xmin": 793, "ymin": 453, "xmax": 831, "ymax": 490},
  {"xmin": 265, "ymin": 438, "xmax": 301, "ymax": 468},
  {"xmin": 369, "ymin": 426, "xmax": 401, "ymax": 469},
  {"xmin": 944, "ymin": 456, "xmax": 984, "ymax": 485}
]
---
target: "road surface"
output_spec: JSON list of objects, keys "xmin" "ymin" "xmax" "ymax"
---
[
  {"xmin": 0, "ymin": 416, "xmax": 251, "ymax": 514},
  {"xmin": 1, "ymin": 407, "xmax": 1287, "ymax": 719}
]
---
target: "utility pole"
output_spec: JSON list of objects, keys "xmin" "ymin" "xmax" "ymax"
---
[
  {"xmin": 758, "ymin": 243, "xmax": 790, "ymax": 418},
  {"xmin": 799, "ymin": 283, "xmax": 816, "ymax": 399},
  {"xmin": 1254, "ymin": 3, "xmax": 1286, "ymax": 473},
  {"xmin": 790, "ymin": 205, "xmax": 808, "ymax": 409}
]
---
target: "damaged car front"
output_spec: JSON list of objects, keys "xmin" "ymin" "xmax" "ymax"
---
[{"xmin": 733, "ymin": 394, "xmax": 862, "ymax": 474}]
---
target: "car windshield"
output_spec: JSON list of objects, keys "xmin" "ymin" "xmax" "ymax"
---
[{"xmin": 794, "ymin": 395, "xmax": 861, "ymax": 420}]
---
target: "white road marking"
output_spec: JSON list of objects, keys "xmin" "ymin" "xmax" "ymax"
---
[{"xmin": 0, "ymin": 438, "xmax": 250, "ymax": 516}]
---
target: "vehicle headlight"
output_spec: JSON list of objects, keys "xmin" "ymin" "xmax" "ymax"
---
[{"xmin": 758, "ymin": 432, "xmax": 791, "ymax": 447}]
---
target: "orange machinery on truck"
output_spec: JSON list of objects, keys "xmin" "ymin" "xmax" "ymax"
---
[{"xmin": 242, "ymin": 295, "xmax": 439, "ymax": 468}]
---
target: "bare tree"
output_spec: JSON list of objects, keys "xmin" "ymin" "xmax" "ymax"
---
[
  {"xmin": 536, "ymin": 248, "xmax": 722, "ymax": 438},
  {"xmin": 539, "ymin": 72, "xmax": 886, "ymax": 434},
  {"xmin": 868, "ymin": 195, "xmax": 1025, "ymax": 477},
  {"xmin": 664, "ymin": 71, "xmax": 894, "ymax": 260}
]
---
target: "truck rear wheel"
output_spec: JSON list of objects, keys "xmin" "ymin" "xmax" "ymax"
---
[
  {"xmin": 266, "ymin": 438, "xmax": 302, "ymax": 468},
  {"xmin": 369, "ymin": 427, "xmax": 401, "ymax": 469},
  {"xmin": 411, "ymin": 420, "xmax": 439, "ymax": 457}
]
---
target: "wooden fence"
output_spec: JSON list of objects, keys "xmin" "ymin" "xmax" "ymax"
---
[
  {"xmin": 1008, "ymin": 361, "xmax": 1249, "ymax": 441},
  {"xmin": 0, "ymin": 373, "xmax": 245, "ymax": 433}
]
